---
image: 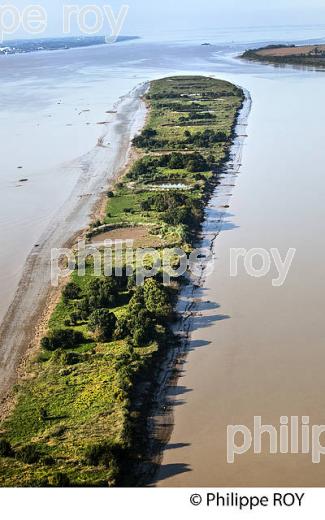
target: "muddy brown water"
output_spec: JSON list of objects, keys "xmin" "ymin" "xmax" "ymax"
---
[{"xmin": 154, "ymin": 71, "xmax": 325, "ymax": 487}]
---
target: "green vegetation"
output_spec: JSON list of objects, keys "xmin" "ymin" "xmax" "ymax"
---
[
  {"xmin": 241, "ymin": 44, "xmax": 325, "ymax": 68},
  {"xmin": 0, "ymin": 76, "xmax": 243, "ymax": 487}
]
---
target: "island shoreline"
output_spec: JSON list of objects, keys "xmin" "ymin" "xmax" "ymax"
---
[{"xmin": 133, "ymin": 89, "xmax": 252, "ymax": 486}]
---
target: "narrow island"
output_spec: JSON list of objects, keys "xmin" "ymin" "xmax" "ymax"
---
[
  {"xmin": 241, "ymin": 43, "xmax": 325, "ymax": 68},
  {"xmin": 0, "ymin": 76, "xmax": 244, "ymax": 487}
]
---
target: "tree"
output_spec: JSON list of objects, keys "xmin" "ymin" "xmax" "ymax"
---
[
  {"xmin": 132, "ymin": 128, "xmax": 159, "ymax": 148},
  {"xmin": 163, "ymin": 206, "xmax": 192, "ymax": 226},
  {"xmin": 131, "ymin": 309, "xmax": 156, "ymax": 347},
  {"xmin": 87, "ymin": 277, "xmax": 118, "ymax": 309},
  {"xmin": 62, "ymin": 282, "xmax": 81, "ymax": 302},
  {"xmin": 88, "ymin": 309, "xmax": 117, "ymax": 342},
  {"xmin": 133, "ymin": 327, "xmax": 150, "ymax": 348},
  {"xmin": 168, "ymin": 152, "xmax": 185, "ymax": 169},
  {"xmin": 143, "ymin": 279, "xmax": 172, "ymax": 319},
  {"xmin": 186, "ymin": 153, "xmax": 209, "ymax": 172}
]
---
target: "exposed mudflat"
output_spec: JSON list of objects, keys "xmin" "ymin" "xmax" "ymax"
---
[{"xmin": 0, "ymin": 84, "xmax": 147, "ymax": 404}]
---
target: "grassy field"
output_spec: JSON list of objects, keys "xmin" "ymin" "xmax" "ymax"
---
[
  {"xmin": 241, "ymin": 44, "xmax": 325, "ymax": 68},
  {"xmin": 0, "ymin": 76, "xmax": 243, "ymax": 487}
]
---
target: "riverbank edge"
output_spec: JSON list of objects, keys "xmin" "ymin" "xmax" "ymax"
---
[{"xmin": 129, "ymin": 88, "xmax": 252, "ymax": 487}]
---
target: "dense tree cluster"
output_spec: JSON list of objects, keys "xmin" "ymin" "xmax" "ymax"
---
[
  {"xmin": 128, "ymin": 152, "xmax": 210, "ymax": 183},
  {"xmin": 155, "ymin": 101, "xmax": 202, "ymax": 111},
  {"xmin": 140, "ymin": 191, "xmax": 189, "ymax": 212},
  {"xmin": 41, "ymin": 274, "xmax": 173, "ymax": 352},
  {"xmin": 74, "ymin": 277, "xmax": 121, "ymax": 321},
  {"xmin": 115, "ymin": 279, "xmax": 173, "ymax": 347},
  {"xmin": 184, "ymin": 128, "xmax": 228, "ymax": 147},
  {"xmin": 132, "ymin": 128, "xmax": 162, "ymax": 148},
  {"xmin": 140, "ymin": 191, "xmax": 203, "ymax": 229},
  {"xmin": 133, "ymin": 124, "xmax": 228, "ymax": 150}
]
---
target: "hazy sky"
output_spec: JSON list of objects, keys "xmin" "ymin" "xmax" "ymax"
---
[{"xmin": 4, "ymin": 0, "xmax": 325, "ymax": 40}]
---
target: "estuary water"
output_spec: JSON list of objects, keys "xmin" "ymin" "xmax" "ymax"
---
[
  {"xmin": 154, "ymin": 62, "xmax": 325, "ymax": 486},
  {"xmin": 1, "ymin": 26, "xmax": 325, "ymax": 485}
]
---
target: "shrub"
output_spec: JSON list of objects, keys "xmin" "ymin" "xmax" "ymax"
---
[
  {"xmin": 70, "ymin": 311, "xmax": 82, "ymax": 325},
  {"xmin": 85, "ymin": 441, "xmax": 126, "ymax": 469},
  {"xmin": 128, "ymin": 286, "xmax": 145, "ymax": 313},
  {"xmin": 0, "ymin": 439, "xmax": 13, "ymax": 458},
  {"xmin": 133, "ymin": 326, "xmax": 151, "ymax": 348},
  {"xmin": 85, "ymin": 442, "xmax": 112, "ymax": 467},
  {"xmin": 127, "ymin": 274, "xmax": 136, "ymax": 291},
  {"xmin": 76, "ymin": 297, "xmax": 91, "ymax": 319},
  {"xmin": 62, "ymin": 282, "xmax": 81, "ymax": 301},
  {"xmin": 131, "ymin": 310, "xmax": 156, "ymax": 347},
  {"xmin": 142, "ymin": 192, "xmax": 189, "ymax": 213},
  {"xmin": 49, "ymin": 472, "xmax": 70, "ymax": 487},
  {"xmin": 42, "ymin": 456, "xmax": 55, "ymax": 466},
  {"xmin": 16, "ymin": 444, "xmax": 41, "ymax": 464},
  {"xmin": 186, "ymin": 153, "xmax": 209, "ymax": 172},
  {"xmin": 41, "ymin": 329, "xmax": 84, "ymax": 351},
  {"xmin": 114, "ymin": 286, "xmax": 156, "ymax": 346},
  {"xmin": 60, "ymin": 351, "xmax": 82, "ymax": 365}
]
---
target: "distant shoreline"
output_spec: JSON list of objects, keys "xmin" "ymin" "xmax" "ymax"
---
[
  {"xmin": 241, "ymin": 43, "xmax": 325, "ymax": 68},
  {"xmin": 0, "ymin": 35, "xmax": 140, "ymax": 56}
]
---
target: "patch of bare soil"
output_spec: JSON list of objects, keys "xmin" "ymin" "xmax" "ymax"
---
[{"xmin": 91, "ymin": 226, "xmax": 164, "ymax": 249}]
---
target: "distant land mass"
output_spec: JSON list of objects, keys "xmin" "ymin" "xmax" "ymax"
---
[
  {"xmin": 241, "ymin": 43, "xmax": 325, "ymax": 68},
  {"xmin": 0, "ymin": 35, "xmax": 140, "ymax": 55}
]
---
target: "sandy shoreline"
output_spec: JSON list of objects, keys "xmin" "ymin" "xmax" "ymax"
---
[{"xmin": 0, "ymin": 82, "xmax": 148, "ymax": 409}]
